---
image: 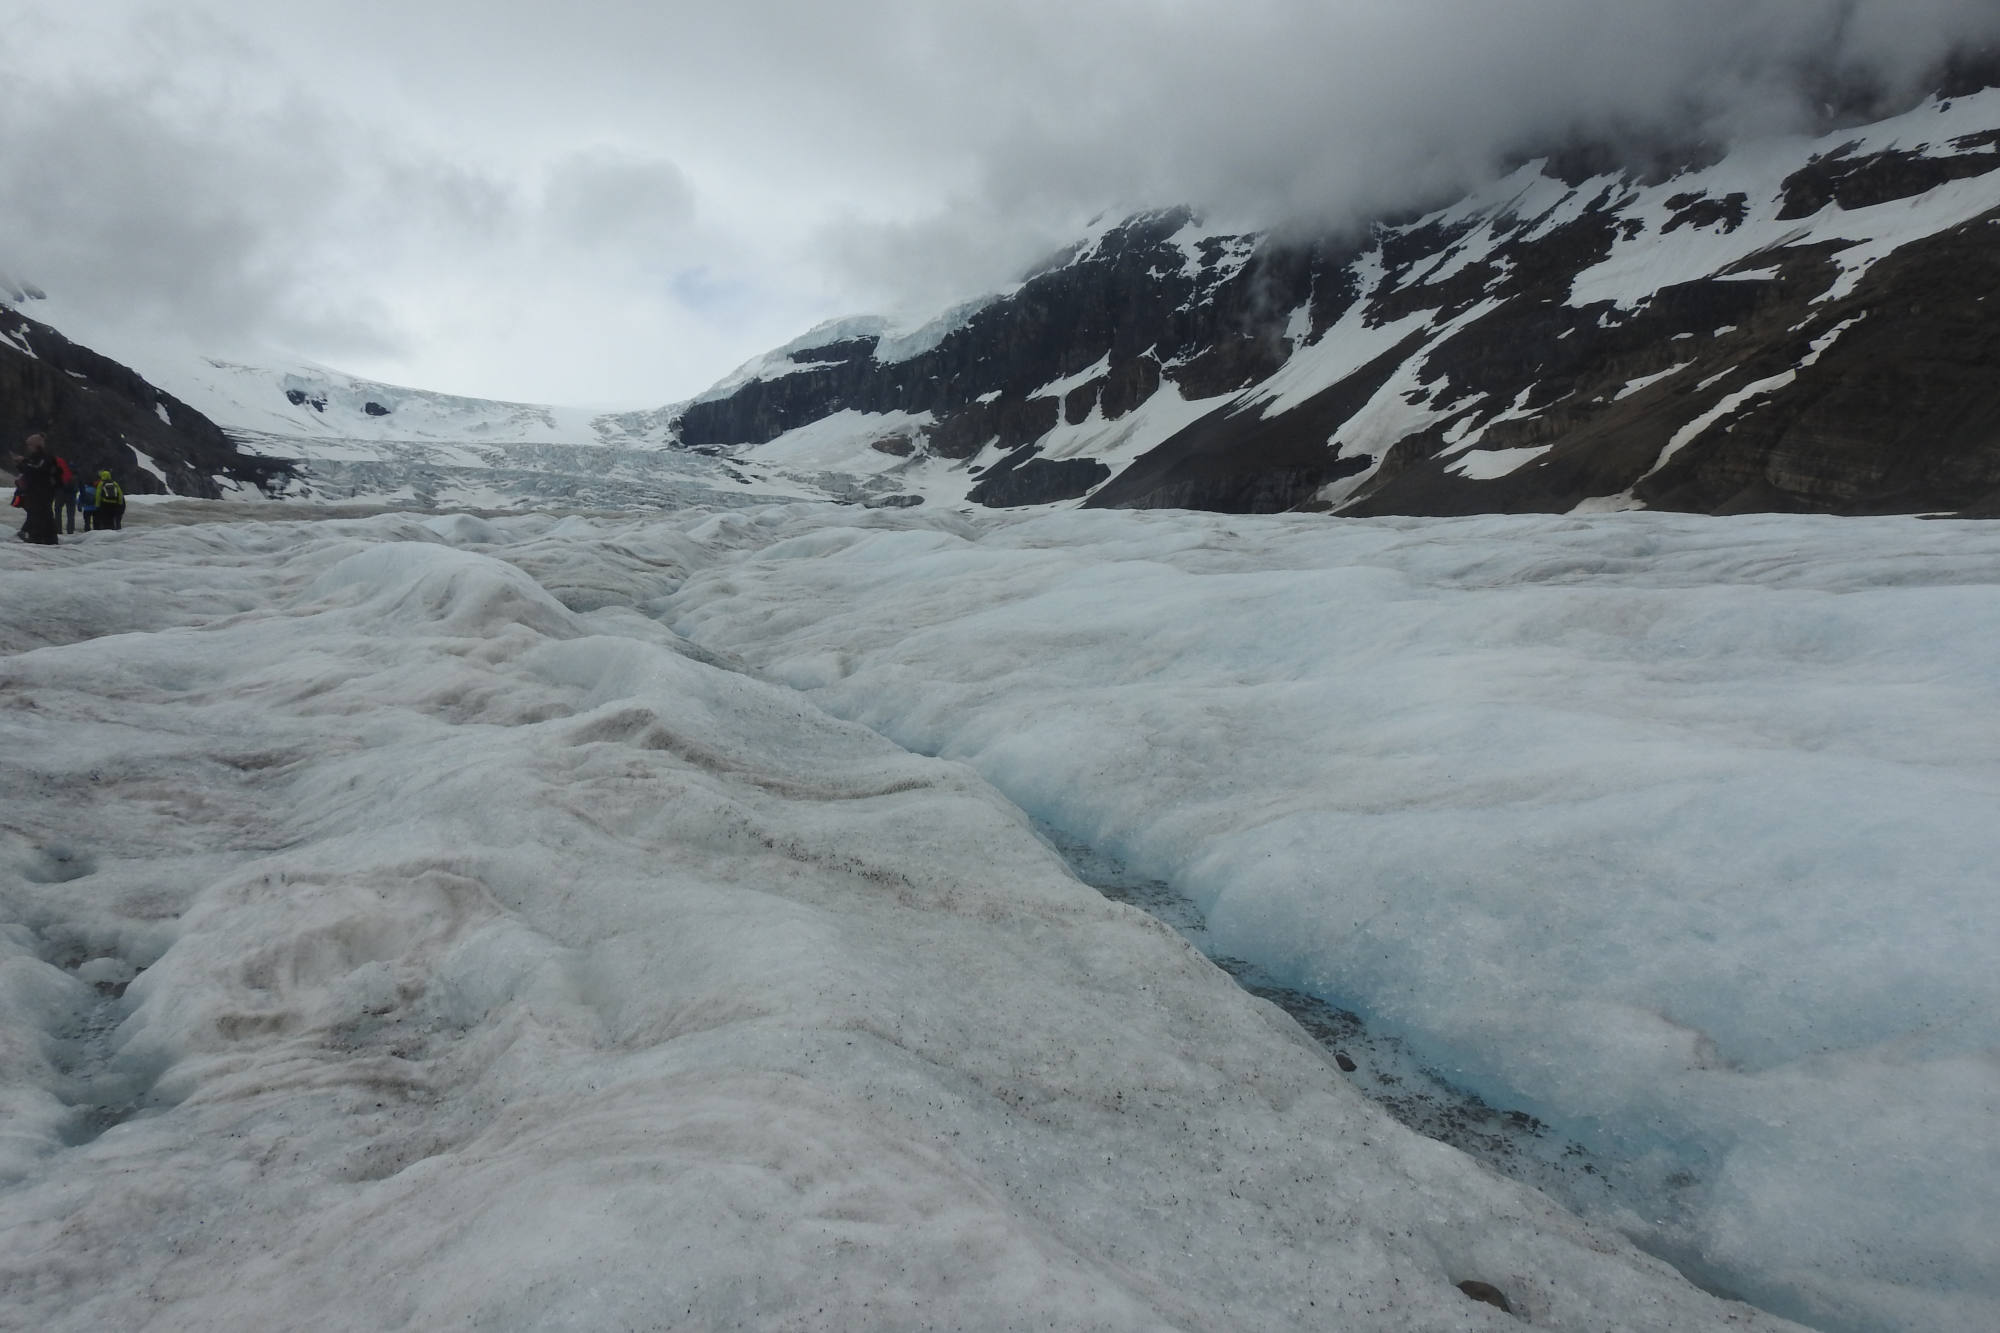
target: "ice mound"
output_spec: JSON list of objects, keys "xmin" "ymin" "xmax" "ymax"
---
[
  {"xmin": 309, "ymin": 541, "xmax": 583, "ymax": 640},
  {"xmin": 421, "ymin": 513, "xmax": 505, "ymax": 545}
]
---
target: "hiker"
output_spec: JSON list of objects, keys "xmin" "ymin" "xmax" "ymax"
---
[
  {"xmin": 58, "ymin": 477, "xmax": 78, "ymax": 534},
  {"xmin": 93, "ymin": 470, "xmax": 126, "ymax": 530},
  {"xmin": 75, "ymin": 477, "xmax": 96, "ymax": 531},
  {"xmin": 11, "ymin": 435, "xmax": 61, "ymax": 544}
]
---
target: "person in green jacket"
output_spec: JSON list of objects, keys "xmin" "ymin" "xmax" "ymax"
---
[{"xmin": 93, "ymin": 470, "xmax": 126, "ymax": 530}]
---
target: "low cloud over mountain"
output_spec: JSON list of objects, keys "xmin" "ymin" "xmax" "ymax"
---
[{"xmin": 5, "ymin": 2, "xmax": 1999, "ymax": 404}]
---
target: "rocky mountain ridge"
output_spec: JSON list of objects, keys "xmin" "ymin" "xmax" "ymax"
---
[
  {"xmin": 0, "ymin": 302, "xmax": 293, "ymax": 498},
  {"xmin": 673, "ymin": 77, "xmax": 2000, "ymax": 518}
]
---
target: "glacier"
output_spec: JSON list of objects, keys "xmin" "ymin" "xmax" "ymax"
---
[
  {"xmin": 3, "ymin": 501, "xmax": 1994, "ymax": 1332},
  {"xmin": 661, "ymin": 503, "xmax": 2000, "ymax": 1333}
]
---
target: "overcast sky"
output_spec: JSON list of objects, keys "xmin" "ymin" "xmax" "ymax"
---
[{"xmin": 4, "ymin": 1, "xmax": 1997, "ymax": 407}]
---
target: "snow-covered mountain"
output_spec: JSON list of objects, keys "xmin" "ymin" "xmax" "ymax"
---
[
  {"xmin": 0, "ymin": 301, "xmax": 289, "ymax": 498},
  {"xmin": 12, "ymin": 63, "xmax": 1999, "ymax": 520},
  {"xmin": 190, "ymin": 350, "xmax": 808, "ymax": 510},
  {"xmin": 675, "ymin": 74, "xmax": 2000, "ymax": 517},
  {"xmin": 142, "ymin": 352, "xmax": 613, "ymax": 448},
  {"xmin": 0, "ymin": 290, "xmax": 817, "ymax": 510}
]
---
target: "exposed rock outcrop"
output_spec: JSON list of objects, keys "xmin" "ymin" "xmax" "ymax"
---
[{"xmin": 1, "ymin": 307, "xmax": 293, "ymax": 497}]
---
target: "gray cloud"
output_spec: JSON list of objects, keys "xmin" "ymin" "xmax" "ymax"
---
[
  {"xmin": 541, "ymin": 150, "xmax": 697, "ymax": 253},
  {"xmin": 833, "ymin": 0, "xmax": 2000, "ymax": 307},
  {"xmin": 4, "ymin": 1, "xmax": 1998, "ymax": 403},
  {"xmin": 0, "ymin": 61, "xmax": 388, "ymax": 356},
  {"xmin": 0, "ymin": 14, "xmax": 541, "ymax": 365}
]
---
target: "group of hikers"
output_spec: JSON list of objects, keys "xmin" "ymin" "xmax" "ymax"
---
[{"xmin": 10, "ymin": 434, "xmax": 126, "ymax": 545}]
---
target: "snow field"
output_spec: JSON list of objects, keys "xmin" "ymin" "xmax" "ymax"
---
[
  {"xmin": 0, "ymin": 513, "xmax": 1791, "ymax": 1330},
  {"xmin": 659, "ymin": 503, "xmax": 2000, "ymax": 1333},
  {"xmin": 727, "ymin": 375, "xmax": 1237, "ymax": 512}
]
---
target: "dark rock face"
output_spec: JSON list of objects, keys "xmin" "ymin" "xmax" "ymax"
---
[
  {"xmin": 1, "ymin": 308, "xmax": 293, "ymax": 497},
  {"xmin": 1663, "ymin": 191, "xmax": 1749, "ymax": 233},
  {"xmin": 670, "ymin": 65, "xmax": 2000, "ymax": 519},
  {"xmin": 1101, "ymin": 355, "xmax": 1162, "ymax": 420},
  {"xmin": 1637, "ymin": 214, "xmax": 2000, "ymax": 515},
  {"xmin": 362, "ymin": 400, "xmax": 391, "ymax": 417},
  {"xmin": 1086, "ymin": 332, "xmax": 1422, "ymax": 513},
  {"xmin": 1778, "ymin": 141, "xmax": 2000, "ymax": 219},
  {"xmin": 967, "ymin": 449, "xmax": 1111, "ymax": 507},
  {"xmin": 678, "ymin": 207, "xmax": 1358, "ymax": 466}
]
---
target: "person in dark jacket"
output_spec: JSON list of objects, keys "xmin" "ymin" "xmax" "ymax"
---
[{"xmin": 12, "ymin": 435, "xmax": 61, "ymax": 545}]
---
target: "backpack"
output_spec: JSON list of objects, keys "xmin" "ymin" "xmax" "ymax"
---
[
  {"xmin": 99, "ymin": 479, "xmax": 124, "ymax": 505},
  {"xmin": 54, "ymin": 456, "xmax": 74, "ymax": 486}
]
